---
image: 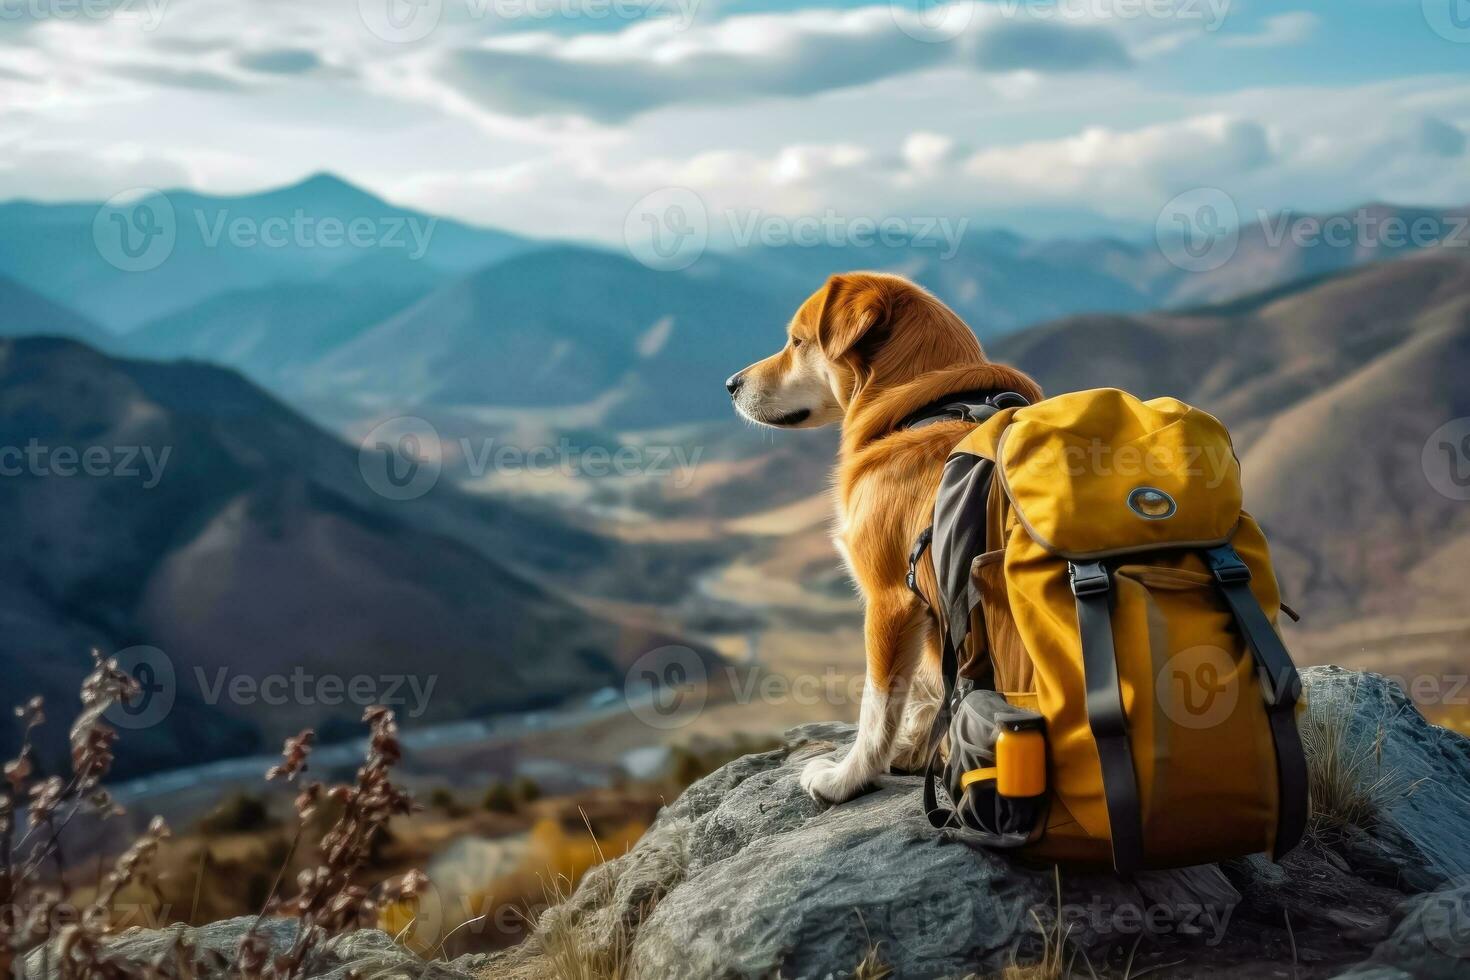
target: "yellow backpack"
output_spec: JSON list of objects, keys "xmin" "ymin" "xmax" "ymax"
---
[{"xmin": 917, "ymin": 387, "xmax": 1307, "ymax": 872}]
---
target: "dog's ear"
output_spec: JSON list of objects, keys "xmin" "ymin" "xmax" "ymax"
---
[{"xmin": 816, "ymin": 274, "xmax": 893, "ymax": 363}]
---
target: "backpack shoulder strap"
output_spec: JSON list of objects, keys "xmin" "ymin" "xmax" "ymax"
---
[
  {"xmin": 1069, "ymin": 561, "xmax": 1145, "ymax": 873},
  {"xmin": 917, "ymin": 390, "xmax": 1031, "ymax": 830},
  {"xmin": 925, "ymin": 391, "xmax": 1030, "ymax": 653},
  {"xmin": 1204, "ymin": 545, "xmax": 1308, "ymax": 860}
]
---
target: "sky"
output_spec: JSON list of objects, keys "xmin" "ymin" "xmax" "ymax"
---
[{"xmin": 1, "ymin": 0, "xmax": 1468, "ymax": 244}]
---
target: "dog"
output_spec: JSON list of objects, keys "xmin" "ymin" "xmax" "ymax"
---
[{"xmin": 726, "ymin": 272, "xmax": 1041, "ymax": 804}]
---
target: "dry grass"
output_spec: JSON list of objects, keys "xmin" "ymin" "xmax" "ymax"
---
[
  {"xmin": 535, "ymin": 872, "xmax": 633, "ymax": 980},
  {"xmin": 476, "ymin": 807, "xmax": 665, "ymax": 980},
  {"xmin": 853, "ymin": 943, "xmax": 895, "ymax": 980},
  {"xmin": 997, "ymin": 868, "xmax": 1091, "ymax": 980},
  {"xmin": 851, "ymin": 910, "xmax": 894, "ymax": 980},
  {"xmin": 1300, "ymin": 681, "xmax": 1423, "ymax": 838}
]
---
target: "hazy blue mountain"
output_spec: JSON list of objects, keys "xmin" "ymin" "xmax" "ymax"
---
[
  {"xmin": 0, "ymin": 336, "xmax": 713, "ymax": 779},
  {"xmin": 271, "ymin": 205, "xmax": 1470, "ymax": 425},
  {"xmin": 1160, "ymin": 202, "xmax": 1470, "ymax": 309},
  {"xmin": 739, "ymin": 203, "xmax": 1470, "ymax": 337},
  {"xmin": 297, "ymin": 245, "xmax": 803, "ymax": 426},
  {"xmin": 0, "ymin": 273, "xmax": 116, "ymax": 349},
  {"xmin": 10, "ymin": 184, "xmax": 1466, "ymax": 428},
  {"xmin": 127, "ymin": 278, "xmax": 434, "ymax": 389},
  {"xmin": 0, "ymin": 174, "xmax": 530, "ymax": 331},
  {"xmin": 737, "ymin": 234, "xmax": 1160, "ymax": 338}
]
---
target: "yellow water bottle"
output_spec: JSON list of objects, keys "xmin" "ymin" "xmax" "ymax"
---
[{"xmin": 995, "ymin": 715, "xmax": 1047, "ymax": 798}]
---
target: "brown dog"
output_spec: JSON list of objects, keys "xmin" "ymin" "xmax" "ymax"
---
[{"xmin": 726, "ymin": 272, "xmax": 1041, "ymax": 804}]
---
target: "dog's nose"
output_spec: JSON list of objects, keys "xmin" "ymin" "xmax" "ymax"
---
[{"xmin": 725, "ymin": 373, "xmax": 745, "ymax": 396}]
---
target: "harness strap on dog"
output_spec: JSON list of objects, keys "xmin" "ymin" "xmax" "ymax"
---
[
  {"xmin": 1204, "ymin": 545, "xmax": 1309, "ymax": 861},
  {"xmin": 906, "ymin": 526, "xmax": 933, "ymax": 602},
  {"xmin": 1070, "ymin": 560, "xmax": 1145, "ymax": 874},
  {"xmin": 922, "ymin": 628, "xmax": 964, "ymax": 829},
  {"xmin": 900, "ymin": 389, "xmax": 1030, "ymax": 431},
  {"xmin": 909, "ymin": 388, "xmax": 1029, "ymax": 652}
]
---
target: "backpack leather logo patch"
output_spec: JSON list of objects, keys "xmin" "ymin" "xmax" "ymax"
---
[{"xmin": 1127, "ymin": 486, "xmax": 1177, "ymax": 520}]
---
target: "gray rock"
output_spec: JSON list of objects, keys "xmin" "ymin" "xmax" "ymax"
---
[
  {"xmin": 20, "ymin": 915, "xmax": 481, "ymax": 980},
  {"xmin": 488, "ymin": 733, "xmax": 1239, "ymax": 979},
  {"xmin": 486, "ymin": 669, "xmax": 1470, "ymax": 980},
  {"xmin": 1302, "ymin": 667, "xmax": 1470, "ymax": 888},
  {"xmin": 1333, "ymin": 879, "xmax": 1470, "ymax": 980}
]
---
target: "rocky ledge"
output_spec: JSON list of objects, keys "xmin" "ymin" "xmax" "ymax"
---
[
  {"xmin": 24, "ymin": 668, "xmax": 1470, "ymax": 979},
  {"xmin": 488, "ymin": 667, "xmax": 1470, "ymax": 979}
]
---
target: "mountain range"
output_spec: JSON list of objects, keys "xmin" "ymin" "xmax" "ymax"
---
[
  {"xmin": 6, "ymin": 177, "xmax": 1464, "ymax": 430},
  {"xmin": 0, "ymin": 175, "xmax": 527, "ymax": 331},
  {"xmin": 0, "ymin": 337, "xmax": 712, "ymax": 778},
  {"xmin": 0, "ymin": 274, "xmax": 116, "ymax": 351}
]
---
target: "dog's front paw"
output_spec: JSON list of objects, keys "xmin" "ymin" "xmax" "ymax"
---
[{"xmin": 799, "ymin": 756, "xmax": 863, "ymax": 805}]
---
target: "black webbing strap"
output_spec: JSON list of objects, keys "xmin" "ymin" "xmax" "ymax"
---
[
  {"xmin": 922, "ymin": 629, "xmax": 962, "ymax": 828},
  {"xmin": 900, "ymin": 388, "xmax": 1029, "ymax": 431},
  {"xmin": 907, "ymin": 526, "xmax": 933, "ymax": 602},
  {"xmin": 1204, "ymin": 545, "xmax": 1308, "ymax": 860},
  {"xmin": 1069, "ymin": 560, "xmax": 1145, "ymax": 874}
]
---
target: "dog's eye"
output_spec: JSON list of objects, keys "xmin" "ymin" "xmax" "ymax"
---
[{"xmin": 791, "ymin": 338, "xmax": 803, "ymax": 349}]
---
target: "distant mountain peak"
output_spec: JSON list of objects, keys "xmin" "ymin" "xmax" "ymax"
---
[
  {"xmin": 247, "ymin": 171, "xmax": 388, "ymax": 210},
  {"xmin": 295, "ymin": 171, "xmax": 356, "ymax": 190},
  {"xmin": 288, "ymin": 171, "xmax": 371, "ymax": 196}
]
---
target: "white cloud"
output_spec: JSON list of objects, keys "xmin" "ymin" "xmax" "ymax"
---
[
  {"xmin": 384, "ymin": 75, "xmax": 1470, "ymax": 245},
  {"xmin": 1, "ymin": 0, "xmax": 1467, "ymax": 248},
  {"xmin": 430, "ymin": 6, "xmax": 1134, "ymax": 122},
  {"xmin": 1221, "ymin": 11, "xmax": 1319, "ymax": 49},
  {"xmin": 962, "ymin": 114, "xmax": 1275, "ymax": 206},
  {"xmin": 902, "ymin": 132, "xmax": 964, "ymax": 175}
]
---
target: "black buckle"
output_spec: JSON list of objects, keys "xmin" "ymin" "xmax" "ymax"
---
[
  {"xmin": 954, "ymin": 403, "xmax": 999, "ymax": 425},
  {"xmin": 1205, "ymin": 545, "xmax": 1252, "ymax": 584},
  {"xmin": 907, "ymin": 526, "xmax": 933, "ymax": 600},
  {"xmin": 1069, "ymin": 561, "xmax": 1111, "ymax": 597},
  {"xmin": 989, "ymin": 391, "xmax": 1030, "ymax": 410}
]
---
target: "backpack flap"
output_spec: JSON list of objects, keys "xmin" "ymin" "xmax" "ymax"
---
[{"xmin": 995, "ymin": 389, "xmax": 1243, "ymax": 560}]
